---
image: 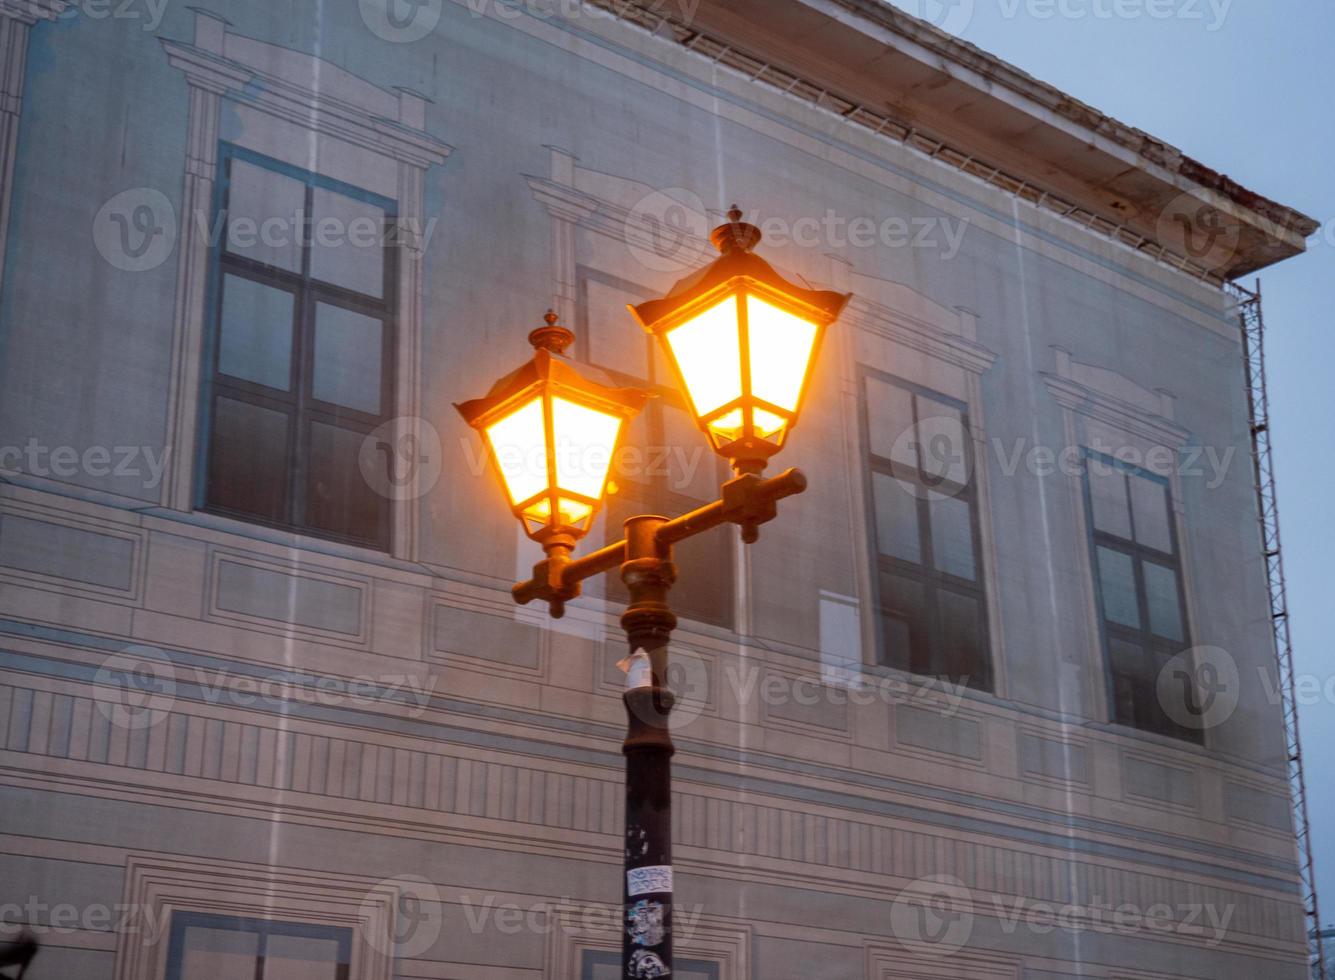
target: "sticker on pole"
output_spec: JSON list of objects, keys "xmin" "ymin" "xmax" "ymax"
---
[
  {"xmin": 618, "ymin": 648, "xmax": 653, "ymax": 691},
  {"xmin": 627, "ymin": 865, "xmax": 673, "ymax": 897}
]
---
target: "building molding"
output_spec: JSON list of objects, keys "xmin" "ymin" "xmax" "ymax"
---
[
  {"xmin": 0, "ymin": 1, "xmax": 68, "ymax": 302},
  {"xmin": 157, "ymin": 9, "xmax": 450, "ymax": 562},
  {"xmin": 112, "ymin": 852, "xmax": 397, "ymax": 980}
]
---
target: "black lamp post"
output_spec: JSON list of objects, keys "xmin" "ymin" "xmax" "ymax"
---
[{"xmin": 457, "ymin": 206, "xmax": 849, "ymax": 978}]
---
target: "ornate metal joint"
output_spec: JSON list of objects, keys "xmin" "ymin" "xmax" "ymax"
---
[{"xmin": 720, "ymin": 467, "xmax": 808, "ymax": 543}]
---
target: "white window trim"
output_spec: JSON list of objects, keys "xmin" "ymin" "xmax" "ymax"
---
[
  {"xmin": 544, "ymin": 900, "xmax": 751, "ymax": 979},
  {"xmin": 1041, "ymin": 345, "xmax": 1198, "ymax": 728},
  {"xmin": 113, "ymin": 853, "xmax": 397, "ymax": 980},
  {"xmin": 159, "ymin": 10, "xmax": 450, "ymax": 560},
  {"xmin": 0, "ymin": 1, "xmax": 69, "ymax": 299},
  {"xmin": 838, "ymin": 263, "xmax": 1005, "ymax": 697}
]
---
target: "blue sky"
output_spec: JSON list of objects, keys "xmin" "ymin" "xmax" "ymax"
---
[{"xmin": 886, "ymin": 0, "xmax": 1335, "ymax": 929}]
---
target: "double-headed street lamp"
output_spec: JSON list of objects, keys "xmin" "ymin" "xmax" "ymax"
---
[{"xmin": 457, "ymin": 206, "xmax": 849, "ymax": 979}]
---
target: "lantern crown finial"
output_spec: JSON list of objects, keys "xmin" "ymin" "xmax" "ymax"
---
[
  {"xmin": 528, "ymin": 308, "xmax": 575, "ymax": 355},
  {"xmin": 711, "ymin": 203, "xmax": 762, "ymax": 255}
]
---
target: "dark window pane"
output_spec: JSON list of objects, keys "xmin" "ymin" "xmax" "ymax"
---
[
  {"xmin": 1143, "ymin": 560, "xmax": 1185, "ymax": 640},
  {"xmin": 218, "ymin": 274, "xmax": 294, "ymax": 390},
  {"xmin": 1129, "ymin": 473, "xmax": 1173, "ymax": 553},
  {"xmin": 313, "ymin": 303, "xmax": 383, "ymax": 414},
  {"xmin": 225, "ymin": 158, "xmax": 305, "ymax": 272},
  {"xmin": 264, "ymin": 933, "xmax": 343, "ymax": 978},
  {"xmin": 928, "ymin": 490, "xmax": 976, "ymax": 580},
  {"xmin": 310, "ymin": 186, "xmax": 386, "ymax": 298},
  {"xmin": 1096, "ymin": 547, "xmax": 1140, "ymax": 629},
  {"xmin": 879, "ymin": 572, "xmax": 927, "ymax": 674},
  {"xmin": 938, "ymin": 589, "xmax": 985, "ymax": 687},
  {"xmin": 914, "ymin": 398, "xmax": 969, "ymax": 487},
  {"xmin": 180, "ymin": 925, "xmax": 258, "ymax": 980},
  {"xmin": 208, "ymin": 396, "xmax": 289, "ymax": 521},
  {"xmin": 1087, "ymin": 462, "xmax": 1131, "ymax": 539},
  {"xmin": 865, "ymin": 376, "xmax": 914, "ymax": 463},
  {"xmin": 605, "ymin": 483, "xmax": 732, "ymax": 629},
  {"xmin": 306, "ymin": 422, "xmax": 383, "ymax": 542},
  {"xmin": 667, "ymin": 525, "xmax": 734, "ymax": 627},
  {"xmin": 873, "ymin": 472, "xmax": 921, "ymax": 564}
]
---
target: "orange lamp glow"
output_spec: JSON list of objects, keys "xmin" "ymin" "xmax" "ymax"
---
[
  {"xmin": 456, "ymin": 311, "xmax": 649, "ymax": 543},
  {"xmin": 629, "ymin": 206, "xmax": 849, "ymax": 474}
]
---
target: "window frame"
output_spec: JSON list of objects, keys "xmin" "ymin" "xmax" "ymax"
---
[
  {"xmin": 1080, "ymin": 449, "xmax": 1198, "ymax": 742},
  {"xmin": 164, "ymin": 910, "xmax": 352, "ymax": 980},
  {"xmin": 580, "ymin": 949, "xmax": 720, "ymax": 979},
  {"xmin": 197, "ymin": 143, "xmax": 399, "ymax": 551},
  {"xmin": 579, "ymin": 267, "xmax": 735, "ymax": 632},
  {"xmin": 860, "ymin": 367, "xmax": 993, "ymax": 691}
]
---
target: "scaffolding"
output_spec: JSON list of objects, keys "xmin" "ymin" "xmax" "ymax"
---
[{"xmin": 1233, "ymin": 280, "xmax": 1327, "ymax": 980}]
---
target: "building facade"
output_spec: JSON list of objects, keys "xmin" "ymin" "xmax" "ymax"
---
[{"xmin": 0, "ymin": 0, "xmax": 1320, "ymax": 977}]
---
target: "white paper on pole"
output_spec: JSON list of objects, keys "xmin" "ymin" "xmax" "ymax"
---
[{"xmin": 617, "ymin": 648, "xmax": 653, "ymax": 691}]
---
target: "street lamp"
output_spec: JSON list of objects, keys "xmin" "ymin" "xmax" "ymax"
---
[
  {"xmin": 629, "ymin": 206, "xmax": 847, "ymax": 481},
  {"xmin": 457, "ymin": 207, "xmax": 849, "ymax": 980}
]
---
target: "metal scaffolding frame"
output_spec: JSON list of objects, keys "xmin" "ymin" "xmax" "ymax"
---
[{"xmin": 1233, "ymin": 280, "xmax": 1327, "ymax": 980}]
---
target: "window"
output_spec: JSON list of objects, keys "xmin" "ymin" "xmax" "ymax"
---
[
  {"xmin": 582, "ymin": 949, "xmax": 719, "ymax": 979},
  {"xmin": 580, "ymin": 269, "xmax": 734, "ymax": 631},
  {"xmin": 165, "ymin": 912, "xmax": 351, "ymax": 980},
  {"xmin": 863, "ymin": 373, "xmax": 991, "ymax": 690},
  {"xmin": 201, "ymin": 144, "xmax": 397, "ymax": 549},
  {"xmin": 1082, "ymin": 452, "xmax": 1198, "ymax": 741}
]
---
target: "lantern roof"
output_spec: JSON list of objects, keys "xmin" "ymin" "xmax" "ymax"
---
[
  {"xmin": 630, "ymin": 207, "xmax": 851, "ymax": 330},
  {"xmin": 455, "ymin": 311, "xmax": 651, "ymax": 428}
]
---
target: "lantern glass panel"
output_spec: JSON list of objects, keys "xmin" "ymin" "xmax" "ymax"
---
[
  {"xmin": 485, "ymin": 396, "xmax": 547, "ymax": 508},
  {"xmin": 746, "ymin": 294, "xmax": 818, "ymax": 414},
  {"xmin": 551, "ymin": 396, "xmax": 623, "ymax": 500},
  {"xmin": 666, "ymin": 297, "xmax": 742, "ymax": 419}
]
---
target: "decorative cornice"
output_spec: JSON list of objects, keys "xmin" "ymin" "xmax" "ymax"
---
[
  {"xmin": 1042, "ymin": 372, "xmax": 1190, "ymax": 448},
  {"xmin": 160, "ymin": 25, "xmax": 450, "ymax": 169},
  {"xmin": 0, "ymin": 0, "xmax": 68, "ymax": 25}
]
